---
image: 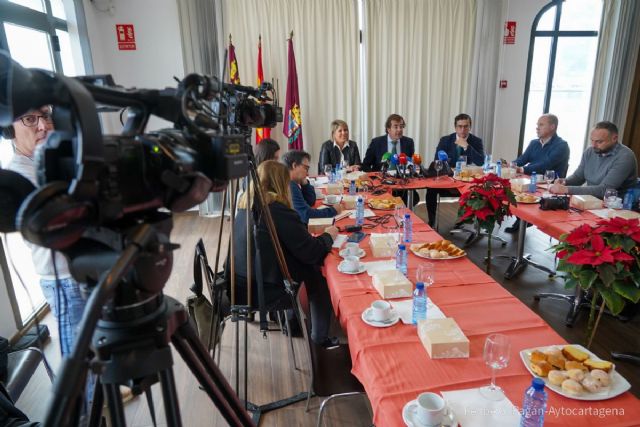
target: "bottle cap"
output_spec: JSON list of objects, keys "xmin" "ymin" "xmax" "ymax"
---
[
  {"xmin": 399, "ymin": 244, "xmax": 406, "ymax": 250},
  {"xmin": 532, "ymin": 377, "xmax": 545, "ymax": 390},
  {"xmin": 404, "ymin": 213, "xmax": 410, "ymax": 219},
  {"xmin": 416, "ymin": 282, "xmax": 424, "ymax": 289}
]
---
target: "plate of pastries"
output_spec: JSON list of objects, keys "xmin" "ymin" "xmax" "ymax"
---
[
  {"xmin": 368, "ymin": 197, "xmax": 404, "ymax": 210},
  {"xmin": 343, "ymin": 177, "xmax": 373, "ymax": 189},
  {"xmin": 410, "ymin": 240, "xmax": 466, "ymax": 260},
  {"xmin": 520, "ymin": 344, "xmax": 630, "ymax": 400},
  {"xmin": 453, "ymin": 169, "xmax": 484, "ymax": 182},
  {"xmin": 515, "ymin": 193, "xmax": 541, "ymax": 204}
]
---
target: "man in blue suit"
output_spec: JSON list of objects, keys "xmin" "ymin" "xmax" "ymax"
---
[
  {"xmin": 426, "ymin": 114, "xmax": 484, "ymax": 227},
  {"xmin": 362, "ymin": 114, "xmax": 415, "ymax": 171}
]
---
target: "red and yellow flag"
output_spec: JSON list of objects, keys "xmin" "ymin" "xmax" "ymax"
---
[
  {"xmin": 228, "ymin": 34, "xmax": 240, "ymax": 84},
  {"xmin": 255, "ymin": 35, "xmax": 270, "ymax": 143}
]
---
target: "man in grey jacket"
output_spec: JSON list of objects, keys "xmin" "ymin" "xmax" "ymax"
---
[{"xmin": 550, "ymin": 121, "xmax": 637, "ymax": 198}]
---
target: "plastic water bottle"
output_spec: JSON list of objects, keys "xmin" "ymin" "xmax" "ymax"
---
[
  {"xmin": 335, "ymin": 163, "xmax": 343, "ymax": 181},
  {"xmin": 395, "ymin": 244, "xmax": 408, "ymax": 276},
  {"xmin": 529, "ymin": 171, "xmax": 537, "ymax": 193},
  {"xmin": 496, "ymin": 161, "xmax": 502, "ymax": 178},
  {"xmin": 403, "ymin": 213, "xmax": 412, "ymax": 243},
  {"xmin": 355, "ymin": 196, "xmax": 365, "ymax": 226},
  {"xmin": 412, "ymin": 282, "xmax": 427, "ymax": 324},
  {"xmin": 349, "ymin": 180, "xmax": 357, "ymax": 196},
  {"xmin": 520, "ymin": 378, "xmax": 547, "ymax": 427},
  {"xmin": 623, "ymin": 190, "xmax": 634, "ymax": 210},
  {"xmin": 484, "ymin": 154, "xmax": 492, "ymax": 172}
]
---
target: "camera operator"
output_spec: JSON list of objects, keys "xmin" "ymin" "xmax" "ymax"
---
[{"xmin": 3, "ymin": 106, "xmax": 86, "ymax": 357}]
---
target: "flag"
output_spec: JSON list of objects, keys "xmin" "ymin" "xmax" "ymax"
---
[
  {"xmin": 256, "ymin": 35, "xmax": 270, "ymax": 143},
  {"xmin": 228, "ymin": 34, "xmax": 240, "ymax": 84},
  {"xmin": 283, "ymin": 32, "xmax": 303, "ymax": 149}
]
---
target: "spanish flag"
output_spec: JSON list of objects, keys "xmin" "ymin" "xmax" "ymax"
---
[
  {"xmin": 228, "ymin": 34, "xmax": 240, "ymax": 84},
  {"xmin": 283, "ymin": 31, "xmax": 303, "ymax": 149},
  {"xmin": 255, "ymin": 35, "xmax": 270, "ymax": 143}
]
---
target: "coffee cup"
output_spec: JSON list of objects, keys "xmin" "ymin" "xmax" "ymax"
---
[
  {"xmin": 341, "ymin": 256, "xmax": 360, "ymax": 272},
  {"xmin": 370, "ymin": 300, "xmax": 391, "ymax": 322},
  {"xmin": 416, "ymin": 392, "xmax": 445, "ymax": 426},
  {"xmin": 344, "ymin": 242, "xmax": 360, "ymax": 256},
  {"xmin": 325, "ymin": 194, "xmax": 340, "ymax": 204}
]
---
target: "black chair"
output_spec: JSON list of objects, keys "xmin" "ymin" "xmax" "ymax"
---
[
  {"xmin": 296, "ymin": 285, "xmax": 370, "ymax": 427},
  {"xmin": 5, "ymin": 347, "xmax": 55, "ymax": 402}
]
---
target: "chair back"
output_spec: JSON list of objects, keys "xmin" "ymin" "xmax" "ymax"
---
[
  {"xmin": 296, "ymin": 285, "xmax": 364, "ymax": 397},
  {"xmin": 6, "ymin": 347, "xmax": 54, "ymax": 401}
]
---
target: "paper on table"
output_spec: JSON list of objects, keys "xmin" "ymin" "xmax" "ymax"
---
[
  {"xmin": 390, "ymin": 298, "xmax": 446, "ymax": 324},
  {"xmin": 441, "ymin": 388, "xmax": 521, "ymax": 427},
  {"xmin": 349, "ymin": 209, "xmax": 376, "ymax": 219},
  {"xmin": 590, "ymin": 208, "xmax": 640, "ymax": 219},
  {"xmin": 334, "ymin": 210, "xmax": 352, "ymax": 221},
  {"xmin": 332, "ymin": 234, "xmax": 348, "ymax": 248},
  {"xmin": 363, "ymin": 260, "xmax": 396, "ymax": 274},
  {"xmin": 315, "ymin": 176, "xmax": 329, "ymax": 185}
]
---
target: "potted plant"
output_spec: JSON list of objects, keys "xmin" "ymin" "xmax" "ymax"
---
[
  {"xmin": 552, "ymin": 217, "xmax": 640, "ymax": 347},
  {"xmin": 457, "ymin": 173, "xmax": 517, "ymax": 274}
]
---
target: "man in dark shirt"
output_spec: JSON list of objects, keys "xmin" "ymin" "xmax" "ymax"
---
[
  {"xmin": 282, "ymin": 150, "xmax": 343, "ymax": 223},
  {"xmin": 362, "ymin": 114, "xmax": 415, "ymax": 172}
]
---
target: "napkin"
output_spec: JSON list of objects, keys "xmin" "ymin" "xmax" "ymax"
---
[
  {"xmin": 332, "ymin": 234, "xmax": 348, "ymax": 248},
  {"xmin": 390, "ymin": 298, "xmax": 446, "ymax": 324},
  {"xmin": 314, "ymin": 176, "xmax": 329, "ymax": 185},
  {"xmin": 441, "ymin": 388, "xmax": 521, "ymax": 427},
  {"xmin": 363, "ymin": 260, "xmax": 396, "ymax": 274},
  {"xmin": 349, "ymin": 209, "xmax": 376, "ymax": 219}
]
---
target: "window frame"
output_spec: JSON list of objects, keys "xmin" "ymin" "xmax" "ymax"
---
[{"xmin": 518, "ymin": 0, "xmax": 599, "ymax": 154}]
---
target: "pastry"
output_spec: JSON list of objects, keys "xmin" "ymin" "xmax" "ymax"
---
[
  {"xmin": 530, "ymin": 360, "xmax": 552, "ymax": 377},
  {"xmin": 581, "ymin": 374, "xmax": 602, "ymax": 393},
  {"xmin": 589, "ymin": 369, "xmax": 611, "ymax": 387},
  {"xmin": 543, "ymin": 348, "xmax": 563, "ymax": 359},
  {"xmin": 584, "ymin": 359, "xmax": 613, "ymax": 373},
  {"xmin": 564, "ymin": 361, "xmax": 587, "ymax": 372},
  {"xmin": 566, "ymin": 368, "xmax": 585, "ymax": 382},
  {"xmin": 561, "ymin": 379, "xmax": 584, "ymax": 395},
  {"xmin": 530, "ymin": 350, "xmax": 547, "ymax": 364},
  {"xmin": 562, "ymin": 345, "xmax": 589, "ymax": 362},
  {"xmin": 548, "ymin": 370, "xmax": 567, "ymax": 386},
  {"xmin": 546, "ymin": 354, "xmax": 566, "ymax": 370}
]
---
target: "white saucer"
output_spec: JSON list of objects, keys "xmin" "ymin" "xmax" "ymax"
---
[
  {"xmin": 323, "ymin": 196, "xmax": 342, "ymax": 206},
  {"xmin": 339, "ymin": 248, "xmax": 366, "ymax": 258},
  {"xmin": 337, "ymin": 262, "xmax": 366, "ymax": 275},
  {"xmin": 361, "ymin": 307, "xmax": 400, "ymax": 327},
  {"xmin": 402, "ymin": 400, "xmax": 457, "ymax": 427}
]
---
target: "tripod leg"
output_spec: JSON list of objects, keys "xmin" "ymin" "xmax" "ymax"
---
[
  {"xmin": 158, "ymin": 368, "xmax": 183, "ymax": 427},
  {"xmin": 87, "ymin": 376, "xmax": 104, "ymax": 427},
  {"xmin": 104, "ymin": 382, "xmax": 126, "ymax": 427}
]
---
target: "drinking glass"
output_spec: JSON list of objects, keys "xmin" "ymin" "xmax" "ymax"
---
[
  {"xmin": 544, "ymin": 170, "xmax": 555, "ymax": 196},
  {"xmin": 416, "ymin": 262, "xmax": 434, "ymax": 287},
  {"xmin": 323, "ymin": 164, "xmax": 333, "ymax": 177},
  {"xmin": 458, "ymin": 155, "xmax": 467, "ymax": 168},
  {"xmin": 394, "ymin": 205, "xmax": 406, "ymax": 228},
  {"xmin": 434, "ymin": 160, "xmax": 443, "ymax": 181},
  {"xmin": 479, "ymin": 334, "xmax": 511, "ymax": 401},
  {"xmin": 604, "ymin": 189, "xmax": 618, "ymax": 208}
]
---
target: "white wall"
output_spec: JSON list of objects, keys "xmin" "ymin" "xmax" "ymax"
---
[
  {"xmin": 492, "ymin": 0, "xmax": 548, "ymax": 162},
  {"xmin": 82, "ymin": 0, "xmax": 185, "ymax": 133}
]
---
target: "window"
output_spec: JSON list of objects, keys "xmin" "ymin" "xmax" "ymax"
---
[{"xmin": 520, "ymin": 0, "xmax": 603, "ymax": 174}]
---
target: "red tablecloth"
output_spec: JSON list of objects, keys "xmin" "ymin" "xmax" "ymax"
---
[{"xmin": 322, "ymin": 205, "xmax": 640, "ymax": 426}]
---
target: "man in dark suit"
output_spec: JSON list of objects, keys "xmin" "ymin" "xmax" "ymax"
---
[
  {"xmin": 426, "ymin": 113, "xmax": 485, "ymax": 227},
  {"xmin": 362, "ymin": 113, "xmax": 415, "ymax": 171},
  {"xmin": 362, "ymin": 114, "xmax": 418, "ymax": 206}
]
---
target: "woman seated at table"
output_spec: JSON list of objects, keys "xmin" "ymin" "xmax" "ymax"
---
[
  {"xmin": 253, "ymin": 138, "xmax": 281, "ymax": 165},
  {"xmin": 318, "ymin": 119, "xmax": 361, "ymax": 174},
  {"xmin": 228, "ymin": 160, "xmax": 339, "ymax": 347}
]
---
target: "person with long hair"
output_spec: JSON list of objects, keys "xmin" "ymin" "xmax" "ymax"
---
[
  {"xmin": 228, "ymin": 161, "xmax": 339, "ymax": 346},
  {"xmin": 253, "ymin": 138, "xmax": 281, "ymax": 165}
]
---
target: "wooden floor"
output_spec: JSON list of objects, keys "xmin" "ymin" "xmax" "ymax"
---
[{"xmin": 14, "ymin": 203, "xmax": 639, "ymax": 426}]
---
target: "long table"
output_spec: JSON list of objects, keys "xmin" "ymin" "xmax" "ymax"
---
[{"xmin": 321, "ymin": 194, "xmax": 640, "ymax": 426}]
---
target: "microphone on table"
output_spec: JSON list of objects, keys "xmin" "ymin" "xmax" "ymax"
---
[
  {"xmin": 412, "ymin": 154, "xmax": 423, "ymax": 177},
  {"xmin": 398, "ymin": 153, "xmax": 408, "ymax": 178},
  {"xmin": 380, "ymin": 152, "xmax": 392, "ymax": 176},
  {"xmin": 437, "ymin": 150, "xmax": 449, "ymax": 162}
]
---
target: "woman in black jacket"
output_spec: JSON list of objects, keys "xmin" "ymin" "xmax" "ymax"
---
[
  {"xmin": 230, "ymin": 161, "xmax": 339, "ymax": 345},
  {"xmin": 317, "ymin": 119, "xmax": 361, "ymax": 174}
]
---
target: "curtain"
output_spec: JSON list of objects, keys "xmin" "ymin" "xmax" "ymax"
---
[
  {"xmin": 363, "ymin": 0, "xmax": 476, "ymax": 161},
  {"xmin": 177, "ymin": 0, "xmax": 222, "ymax": 76},
  {"xmin": 466, "ymin": 0, "xmax": 506, "ymax": 153},
  {"xmin": 588, "ymin": 0, "xmax": 640, "ymax": 138},
  {"xmin": 221, "ymin": 0, "xmax": 360, "ymax": 167}
]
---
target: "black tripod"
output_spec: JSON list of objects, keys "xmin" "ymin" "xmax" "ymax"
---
[{"xmin": 42, "ymin": 215, "xmax": 254, "ymax": 427}]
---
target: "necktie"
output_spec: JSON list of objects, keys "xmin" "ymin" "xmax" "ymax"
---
[{"xmin": 392, "ymin": 140, "xmax": 399, "ymax": 154}]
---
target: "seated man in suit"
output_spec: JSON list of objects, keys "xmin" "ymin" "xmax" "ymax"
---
[
  {"xmin": 425, "ymin": 113, "xmax": 484, "ymax": 227},
  {"xmin": 506, "ymin": 113, "xmax": 570, "ymax": 233},
  {"xmin": 362, "ymin": 113, "xmax": 418, "ymax": 206},
  {"xmin": 550, "ymin": 121, "xmax": 637, "ymax": 198},
  {"xmin": 282, "ymin": 150, "xmax": 343, "ymax": 224}
]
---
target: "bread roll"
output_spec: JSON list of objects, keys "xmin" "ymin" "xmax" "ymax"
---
[
  {"xmin": 565, "ymin": 361, "xmax": 588, "ymax": 371},
  {"xmin": 547, "ymin": 354, "xmax": 566, "ymax": 370},
  {"xmin": 566, "ymin": 368, "xmax": 585, "ymax": 382},
  {"xmin": 543, "ymin": 348, "xmax": 563, "ymax": 359},
  {"xmin": 530, "ymin": 350, "xmax": 547, "ymax": 364},
  {"xmin": 530, "ymin": 360, "xmax": 552, "ymax": 377},
  {"xmin": 562, "ymin": 345, "xmax": 589, "ymax": 362},
  {"xmin": 590, "ymin": 369, "xmax": 611, "ymax": 387},
  {"xmin": 584, "ymin": 359, "xmax": 613, "ymax": 373},
  {"xmin": 561, "ymin": 379, "xmax": 584, "ymax": 395},
  {"xmin": 548, "ymin": 370, "xmax": 567, "ymax": 386},
  {"xmin": 429, "ymin": 249, "xmax": 441, "ymax": 258},
  {"xmin": 581, "ymin": 374, "xmax": 602, "ymax": 393}
]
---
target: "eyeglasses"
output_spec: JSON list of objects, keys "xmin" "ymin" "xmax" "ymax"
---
[
  {"xmin": 300, "ymin": 163, "xmax": 310, "ymax": 171},
  {"xmin": 18, "ymin": 113, "xmax": 53, "ymax": 127}
]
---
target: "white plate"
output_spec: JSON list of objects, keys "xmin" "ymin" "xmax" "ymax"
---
[
  {"xmin": 361, "ymin": 307, "xmax": 400, "ymax": 328},
  {"xmin": 337, "ymin": 262, "xmax": 366, "ymax": 275},
  {"xmin": 339, "ymin": 248, "xmax": 366, "ymax": 258},
  {"xmin": 520, "ymin": 344, "xmax": 631, "ymax": 401},
  {"xmin": 402, "ymin": 400, "xmax": 458, "ymax": 427},
  {"xmin": 409, "ymin": 246, "xmax": 466, "ymax": 260}
]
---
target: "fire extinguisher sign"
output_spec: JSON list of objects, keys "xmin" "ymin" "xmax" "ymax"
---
[
  {"xmin": 504, "ymin": 21, "xmax": 516, "ymax": 44},
  {"xmin": 116, "ymin": 24, "xmax": 136, "ymax": 50}
]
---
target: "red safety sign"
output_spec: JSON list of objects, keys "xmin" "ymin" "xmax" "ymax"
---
[
  {"xmin": 116, "ymin": 24, "xmax": 136, "ymax": 51},
  {"xmin": 504, "ymin": 21, "xmax": 516, "ymax": 44}
]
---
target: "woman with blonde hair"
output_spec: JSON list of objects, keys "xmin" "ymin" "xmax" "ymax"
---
[
  {"xmin": 317, "ymin": 119, "xmax": 361, "ymax": 174},
  {"xmin": 229, "ymin": 160, "xmax": 339, "ymax": 346}
]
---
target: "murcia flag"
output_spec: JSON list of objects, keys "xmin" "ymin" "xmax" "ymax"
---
[{"xmin": 283, "ymin": 32, "xmax": 303, "ymax": 149}]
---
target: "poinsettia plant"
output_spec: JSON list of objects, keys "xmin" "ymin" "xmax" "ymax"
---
[
  {"xmin": 552, "ymin": 217, "xmax": 640, "ymax": 347},
  {"xmin": 457, "ymin": 173, "xmax": 517, "ymax": 273}
]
